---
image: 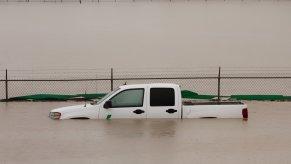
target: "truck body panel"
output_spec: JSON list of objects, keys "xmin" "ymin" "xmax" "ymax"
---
[{"xmin": 183, "ymin": 104, "xmax": 247, "ymax": 118}]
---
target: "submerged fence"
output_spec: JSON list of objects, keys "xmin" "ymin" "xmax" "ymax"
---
[{"xmin": 1, "ymin": 67, "xmax": 291, "ymax": 101}]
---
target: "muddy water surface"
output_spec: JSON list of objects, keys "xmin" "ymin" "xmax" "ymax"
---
[{"xmin": 0, "ymin": 101, "xmax": 291, "ymax": 164}]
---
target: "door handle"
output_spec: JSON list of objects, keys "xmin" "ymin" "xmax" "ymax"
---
[
  {"xmin": 133, "ymin": 109, "xmax": 145, "ymax": 114},
  {"xmin": 166, "ymin": 109, "xmax": 177, "ymax": 114}
]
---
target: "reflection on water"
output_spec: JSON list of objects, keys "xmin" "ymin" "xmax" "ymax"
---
[
  {"xmin": 105, "ymin": 120, "xmax": 146, "ymax": 138},
  {"xmin": 101, "ymin": 119, "xmax": 178, "ymax": 138},
  {"xmin": 148, "ymin": 119, "xmax": 177, "ymax": 137}
]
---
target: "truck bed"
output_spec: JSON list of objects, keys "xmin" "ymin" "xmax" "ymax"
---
[
  {"xmin": 183, "ymin": 101, "xmax": 244, "ymax": 106},
  {"xmin": 182, "ymin": 100, "xmax": 247, "ymax": 119}
]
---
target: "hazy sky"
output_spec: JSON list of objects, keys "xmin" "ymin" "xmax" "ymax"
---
[{"xmin": 0, "ymin": 1, "xmax": 290, "ymax": 69}]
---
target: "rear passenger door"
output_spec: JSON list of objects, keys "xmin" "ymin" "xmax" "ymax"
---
[{"xmin": 147, "ymin": 87, "xmax": 180, "ymax": 118}]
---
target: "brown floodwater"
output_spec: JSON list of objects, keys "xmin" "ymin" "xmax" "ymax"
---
[{"xmin": 0, "ymin": 101, "xmax": 291, "ymax": 163}]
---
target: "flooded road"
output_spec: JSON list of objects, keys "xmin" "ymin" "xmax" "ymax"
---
[{"xmin": 0, "ymin": 101, "xmax": 291, "ymax": 163}]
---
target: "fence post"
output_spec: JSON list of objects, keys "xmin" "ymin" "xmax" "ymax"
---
[
  {"xmin": 5, "ymin": 69, "xmax": 8, "ymax": 101},
  {"xmin": 218, "ymin": 66, "xmax": 221, "ymax": 102},
  {"xmin": 111, "ymin": 68, "xmax": 113, "ymax": 91}
]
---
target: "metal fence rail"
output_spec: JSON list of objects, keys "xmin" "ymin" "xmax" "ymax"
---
[{"xmin": 1, "ymin": 67, "xmax": 291, "ymax": 100}]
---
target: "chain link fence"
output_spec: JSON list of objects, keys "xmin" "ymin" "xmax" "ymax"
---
[
  {"xmin": 0, "ymin": 70, "xmax": 6, "ymax": 100},
  {"xmin": 220, "ymin": 68, "xmax": 291, "ymax": 96},
  {"xmin": 1, "ymin": 67, "xmax": 291, "ymax": 100},
  {"xmin": 113, "ymin": 68, "xmax": 219, "ymax": 96}
]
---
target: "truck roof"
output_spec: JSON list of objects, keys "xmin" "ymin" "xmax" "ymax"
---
[{"xmin": 119, "ymin": 83, "xmax": 179, "ymax": 89}]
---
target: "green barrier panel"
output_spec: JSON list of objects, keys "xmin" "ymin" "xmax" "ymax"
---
[
  {"xmin": 8, "ymin": 92, "xmax": 216, "ymax": 101},
  {"xmin": 189, "ymin": 94, "xmax": 216, "ymax": 99},
  {"xmin": 230, "ymin": 95, "xmax": 285, "ymax": 101},
  {"xmin": 7, "ymin": 92, "xmax": 291, "ymax": 101},
  {"xmin": 8, "ymin": 94, "xmax": 75, "ymax": 101},
  {"xmin": 181, "ymin": 90, "xmax": 216, "ymax": 99},
  {"xmin": 76, "ymin": 93, "xmax": 107, "ymax": 99},
  {"xmin": 181, "ymin": 90, "xmax": 198, "ymax": 98},
  {"xmin": 283, "ymin": 96, "xmax": 291, "ymax": 100},
  {"xmin": 9, "ymin": 94, "xmax": 107, "ymax": 101}
]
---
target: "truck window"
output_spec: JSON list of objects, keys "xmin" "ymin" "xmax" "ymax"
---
[
  {"xmin": 150, "ymin": 88, "xmax": 175, "ymax": 106},
  {"xmin": 110, "ymin": 89, "xmax": 144, "ymax": 108}
]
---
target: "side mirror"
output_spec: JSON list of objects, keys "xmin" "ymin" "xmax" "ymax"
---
[{"xmin": 103, "ymin": 100, "xmax": 112, "ymax": 109}]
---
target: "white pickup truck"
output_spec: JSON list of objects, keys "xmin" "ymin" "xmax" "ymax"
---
[{"xmin": 49, "ymin": 83, "xmax": 248, "ymax": 120}]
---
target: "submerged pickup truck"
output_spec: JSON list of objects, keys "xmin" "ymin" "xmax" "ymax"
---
[{"xmin": 49, "ymin": 83, "xmax": 248, "ymax": 120}]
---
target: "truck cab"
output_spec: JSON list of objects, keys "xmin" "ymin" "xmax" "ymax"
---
[{"xmin": 99, "ymin": 83, "xmax": 182, "ymax": 119}]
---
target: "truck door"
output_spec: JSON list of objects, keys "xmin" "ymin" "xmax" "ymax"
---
[
  {"xmin": 99, "ymin": 88, "xmax": 147, "ymax": 119},
  {"xmin": 147, "ymin": 87, "xmax": 180, "ymax": 118}
]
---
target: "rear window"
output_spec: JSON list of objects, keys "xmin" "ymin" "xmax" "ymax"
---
[{"xmin": 150, "ymin": 88, "xmax": 175, "ymax": 106}]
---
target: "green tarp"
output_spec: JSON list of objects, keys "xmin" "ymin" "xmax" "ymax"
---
[
  {"xmin": 7, "ymin": 91, "xmax": 216, "ymax": 101},
  {"xmin": 5, "ymin": 90, "xmax": 291, "ymax": 101},
  {"xmin": 76, "ymin": 93, "xmax": 107, "ymax": 99},
  {"xmin": 181, "ymin": 90, "xmax": 217, "ymax": 99},
  {"xmin": 8, "ymin": 94, "xmax": 75, "ymax": 101},
  {"xmin": 181, "ymin": 90, "xmax": 216, "ymax": 99},
  {"xmin": 181, "ymin": 90, "xmax": 198, "ymax": 98},
  {"xmin": 230, "ymin": 95, "xmax": 291, "ymax": 101},
  {"xmin": 8, "ymin": 93, "xmax": 107, "ymax": 101}
]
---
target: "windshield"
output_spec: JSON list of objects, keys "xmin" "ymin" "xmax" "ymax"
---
[{"xmin": 94, "ymin": 87, "xmax": 120, "ymax": 105}]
